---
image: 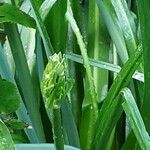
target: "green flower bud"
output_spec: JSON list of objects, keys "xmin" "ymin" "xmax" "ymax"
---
[{"xmin": 41, "ymin": 52, "xmax": 74, "ymax": 109}]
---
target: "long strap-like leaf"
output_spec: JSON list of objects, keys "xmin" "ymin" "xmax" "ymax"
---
[
  {"xmin": 137, "ymin": 0, "xmax": 150, "ymax": 133},
  {"xmin": 93, "ymin": 45, "xmax": 142, "ymax": 149},
  {"xmin": 121, "ymin": 88, "xmax": 150, "ymax": 150}
]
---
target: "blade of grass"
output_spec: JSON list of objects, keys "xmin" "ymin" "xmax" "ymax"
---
[
  {"xmin": 66, "ymin": 52, "xmax": 144, "ymax": 83},
  {"xmin": 121, "ymin": 131, "xmax": 136, "ymax": 150},
  {"xmin": 61, "ymin": 99, "xmax": 80, "ymax": 148},
  {"xmin": 29, "ymin": 0, "xmax": 54, "ymax": 57},
  {"xmin": 0, "ymin": 44, "xmax": 14, "ymax": 81},
  {"xmin": 70, "ymin": 0, "xmax": 82, "ymax": 30},
  {"xmin": 66, "ymin": 0, "xmax": 84, "ymax": 127},
  {"xmin": 87, "ymin": 0, "xmax": 110, "ymax": 102},
  {"xmin": 137, "ymin": 0, "xmax": 150, "ymax": 133},
  {"xmin": 35, "ymin": 33, "xmax": 45, "ymax": 81},
  {"xmin": 92, "ymin": 105, "xmax": 119, "ymax": 150},
  {"xmin": 92, "ymin": 45, "xmax": 142, "ymax": 149},
  {"xmin": 66, "ymin": 25, "xmax": 84, "ymax": 128},
  {"xmin": 39, "ymin": 0, "xmax": 57, "ymax": 20},
  {"xmin": 87, "ymin": 0, "xmax": 96, "ymax": 58},
  {"xmin": 45, "ymin": 0, "xmax": 67, "ymax": 53},
  {"xmin": 96, "ymin": 0, "xmax": 128, "ymax": 64},
  {"xmin": 110, "ymin": 0, "xmax": 137, "ymax": 56},
  {"xmin": 4, "ymin": 23, "xmax": 46, "ymax": 142},
  {"xmin": 109, "ymin": 1, "xmax": 143, "ymax": 147},
  {"xmin": 65, "ymin": 25, "xmax": 83, "ymax": 127},
  {"xmin": 121, "ymin": 88, "xmax": 150, "ymax": 150},
  {"xmin": 77, "ymin": 0, "xmax": 88, "ymax": 42}
]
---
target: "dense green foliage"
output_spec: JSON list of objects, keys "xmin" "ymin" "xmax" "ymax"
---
[{"xmin": 0, "ymin": 0, "xmax": 149, "ymax": 150}]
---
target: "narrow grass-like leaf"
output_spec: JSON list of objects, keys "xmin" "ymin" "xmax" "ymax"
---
[
  {"xmin": 137, "ymin": 0, "xmax": 150, "ymax": 133},
  {"xmin": 66, "ymin": 24, "xmax": 83, "ymax": 127},
  {"xmin": 66, "ymin": 52, "xmax": 121, "ymax": 73},
  {"xmin": 35, "ymin": 33, "xmax": 45, "ymax": 81},
  {"xmin": 110, "ymin": 0, "xmax": 137, "ymax": 55},
  {"xmin": 0, "ymin": 44, "xmax": 14, "ymax": 81},
  {"xmin": 87, "ymin": 0, "xmax": 109, "ymax": 102},
  {"xmin": 66, "ymin": 52, "xmax": 144, "ymax": 83},
  {"xmin": 0, "ymin": 3, "xmax": 36, "ymax": 28},
  {"xmin": 87, "ymin": 0, "xmax": 96, "ymax": 58},
  {"xmin": 92, "ymin": 45, "xmax": 142, "ymax": 149},
  {"xmin": 61, "ymin": 100, "xmax": 80, "ymax": 148},
  {"xmin": 121, "ymin": 131, "xmax": 136, "ymax": 150},
  {"xmin": 45, "ymin": 0, "xmax": 67, "ymax": 53},
  {"xmin": 39, "ymin": 0, "xmax": 56, "ymax": 20},
  {"xmin": 121, "ymin": 88, "xmax": 150, "ymax": 150},
  {"xmin": 4, "ymin": 23, "xmax": 46, "ymax": 142},
  {"xmin": 29, "ymin": 0, "xmax": 54, "ymax": 57},
  {"xmin": 96, "ymin": 0, "xmax": 128, "ymax": 64}
]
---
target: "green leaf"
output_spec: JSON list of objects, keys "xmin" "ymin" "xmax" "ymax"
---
[
  {"xmin": 121, "ymin": 88, "xmax": 150, "ymax": 150},
  {"xmin": 4, "ymin": 23, "xmax": 46, "ymax": 142},
  {"xmin": 0, "ymin": 119, "xmax": 14, "ymax": 150},
  {"xmin": 96, "ymin": 0, "xmax": 128, "ymax": 64},
  {"xmin": 0, "ymin": 79, "xmax": 20, "ymax": 113},
  {"xmin": 29, "ymin": 0, "xmax": 54, "ymax": 57},
  {"xmin": 45, "ymin": 0, "xmax": 67, "ymax": 53},
  {"xmin": 121, "ymin": 131, "xmax": 136, "ymax": 150},
  {"xmin": 92, "ymin": 45, "xmax": 142, "ymax": 149},
  {"xmin": 0, "ymin": 3, "xmax": 36, "ymax": 28},
  {"xmin": 61, "ymin": 100, "xmax": 80, "ymax": 148},
  {"xmin": 14, "ymin": 0, "xmax": 24, "ymax": 7},
  {"xmin": 66, "ymin": 52, "xmax": 144, "ymax": 82},
  {"xmin": 39, "ymin": 0, "xmax": 57, "ymax": 20},
  {"xmin": 110, "ymin": 0, "xmax": 137, "ymax": 56},
  {"xmin": 137, "ymin": 0, "xmax": 150, "ymax": 133}
]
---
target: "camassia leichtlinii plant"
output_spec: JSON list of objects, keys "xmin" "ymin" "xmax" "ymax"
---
[
  {"xmin": 41, "ymin": 52, "xmax": 74, "ymax": 150},
  {"xmin": 1, "ymin": 0, "xmax": 150, "ymax": 149}
]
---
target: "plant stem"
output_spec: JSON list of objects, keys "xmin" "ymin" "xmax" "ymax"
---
[
  {"xmin": 66, "ymin": 2, "xmax": 98, "ymax": 149},
  {"xmin": 66, "ymin": 0, "xmax": 98, "ymax": 112},
  {"xmin": 52, "ymin": 106, "xmax": 64, "ymax": 150}
]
